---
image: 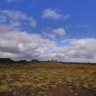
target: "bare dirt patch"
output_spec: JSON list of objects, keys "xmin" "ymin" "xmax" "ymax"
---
[
  {"xmin": 49, "ymin": 84, "xmax": 91, "ymax": 96},
  {"xmin": 0, "ymin": 86, "xmax": 29, "ymax": 96}
]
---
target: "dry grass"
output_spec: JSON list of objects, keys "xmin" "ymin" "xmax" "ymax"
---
[{"xmin": 0, "ymin": 62, "xmax": 96, "ymax": 96}]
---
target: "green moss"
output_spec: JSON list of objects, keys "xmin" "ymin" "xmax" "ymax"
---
[
  {"xmin": 0, "ymin": 62, "xmax": 96, "ymax": 93},
  {"xmin": 0, "ymin": 84, "xmax": 11, "ymax": 92}
]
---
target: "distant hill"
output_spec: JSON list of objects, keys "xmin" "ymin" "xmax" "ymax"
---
[{"xmin": 0, "ymin": 58, "xmax": 14, "ymax": 64}]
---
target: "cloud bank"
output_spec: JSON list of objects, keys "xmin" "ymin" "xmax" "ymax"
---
[{"xmin": 0, "ymin": 9, "xmax": 96, "ymax": 62}]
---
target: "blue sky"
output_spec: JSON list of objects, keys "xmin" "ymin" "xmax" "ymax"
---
[{"xmin": 0, "ymin": 0, "xmax": 96, "ymax": 62}]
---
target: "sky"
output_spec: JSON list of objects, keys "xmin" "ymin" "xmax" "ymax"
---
[{"xmin": 0, "ymin": 0, "xmax": 96, "ymax": 62}]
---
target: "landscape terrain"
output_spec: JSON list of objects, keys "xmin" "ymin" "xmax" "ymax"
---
[
  {"xmin": 0, "ymin": 0, "xmax": 96, "ymax": 96},
  {"xmin": 0, "ymin": 58, "xmax": 96, "ymax": 96}
]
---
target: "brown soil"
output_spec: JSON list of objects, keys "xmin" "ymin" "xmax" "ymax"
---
[
  {"xmin": 0, "ymin": 84, "xmax": 95, "ymax": 96},
  {"xmin": 11, "ymin": 74, "xmax": 20, "ymax": 82},
  {"xmin": 49, "ymin": 84, "xmax": 92, "ymax": 96},
  {"xmin": 0, "ymin": 86, "xmax": 30, "ymax": 96}
]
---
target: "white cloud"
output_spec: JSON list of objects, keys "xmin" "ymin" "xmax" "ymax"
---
[
  {"xmin": 75, "ymin": 24, "xmax": 90, "ymax": 28},
  {"xmin": 1, "ymin": 10, "xmax": 36, "ymax": 28},
  {"xmin": 42, "ymin": 28, "xmax": 66, "ymax": 39},
  {"xmin": 2, "ymin": 10, "xmax": 24, "ymax": 20},
  {"xmin": 52, "ymin": 38, "xmax": 96, "ymax": 62},
  {"xmin": 0, "ymin": 26, "xmax": 56, "ymax": 60},
  {"xmin": 65, "ymin": 24, "xmax": 72, "ymax": 29},
  {"xmin": 0, "ymin": 22, "xmax": 96, "ymax": 62},
  {"xmin": 63, "ymin": 15, "xmax": 70, "ymax": 20},
  {"xmin": 42, "ymin": 9, "xmax": 62, "ymax": 20},
  {"xmin": 0, "ymin": 21, "xmax": 21, "ymax": 34},
  {"xmin": 53, "ymin": 28, "xmax": 66, "ymax": 36},
  {"xmin": 10, "ymin": 21, "xmax": 21, "ymax": 27},
  {"xmin": 0, "ymin": 16, "xmax": 6, "ymax": 23},
  {"xmin": 42, "ymin": 31, "xmax": 56, "ymax": 40},
  {"xmin": 0, "ymin": 9, "xmax": 96, "ymax": 62},
  {"xmin": 42, "ymin": 9, "xmax": 70, "ymax": 20},
  {"xmin": 61, "ymin": 39, "xmax": 71, "ymax": 43}
]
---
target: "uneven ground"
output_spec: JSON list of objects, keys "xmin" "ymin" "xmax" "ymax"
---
[{"xmin": 0, "ymin": 62, "xmax": 96, "ymax": 96}]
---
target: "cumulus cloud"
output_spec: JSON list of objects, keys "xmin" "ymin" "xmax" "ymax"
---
[
  {"xmin": 0, "ymin": 9, "xmax": 54, "ymax": 60},
  {"xmin": 0, "ymin": 21, "xmax": 20, "ymax": 32},
  {"xmin": 0, "ymin": 28, "xmax": 56, "ymax": 60},
  {"xmin": 0, "ymin": 9, "xmax": 96, "ymax": 62},
  {"xmin": 42, "ymin": 28, "xmax": 66, "ymax": 40},
  {"xmin": 1, "ymin": 10, "xmax": 36, "ymax": 28},
  {"xmin": 52, "ymin": 38, "xmax": 96, "ymax": 62},
  {"xmin": 42, "ymin": 31, "xmax": 56, "ymax": 40},
  {"xmin": 0, "ymin": 22, "xmax": 96, "ymax": 62},
  {"xmin": 42, "ymin": 9, "xmax": 70, "ymax": 20},
  {"xmin": 53, "ymin": 28, "xmax": 66, "ymax": 36}
]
